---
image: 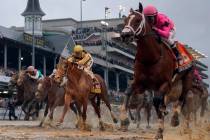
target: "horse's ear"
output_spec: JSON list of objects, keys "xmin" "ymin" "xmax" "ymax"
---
[
  {"xmin": 130, "ymin": 8, "xmax": 134, "ymax": 13},
  {"xmin": 139, "ymin": 2, "xmax": 143, "ymax": 13}
]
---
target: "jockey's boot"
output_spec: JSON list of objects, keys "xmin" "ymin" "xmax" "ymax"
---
[{"xmin": 171, "ymin": 44, "xmax": 182, "ymax": 61}]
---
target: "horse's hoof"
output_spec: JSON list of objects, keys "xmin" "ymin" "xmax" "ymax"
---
[
  {"xmin": 38, "ymin": 123, "xmax": 43, "ymax": 127},
  {"xmin": 99, "ymin": 122, "xmax": 105, "ymax": 131},
  {"xmin": 113, "ymin": 118, "xmax": 118, "ymax": 124},
  {"xmin": 154, "ymin": 128, "xmax": 163, "ymax": 140},
  {"xmin": 81, "ymin": 123, "xmax": 92, "ymax": 131},
  {"xmin": 120, "ymin": 118, "xmax": 130, "ymax": 132},
  {"xmin": 56, "ymin": 121, "xmax": 63, "ymax": 127},
  {"xmin": 171, "ymin": 113, "xmax": 179, "ymax": 127},
  {"xmin": 155, "ymin": 131, "xmax": 163, "ymax": 140}
]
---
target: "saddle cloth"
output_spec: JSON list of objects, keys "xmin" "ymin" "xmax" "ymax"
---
[
  {"xmin": 91, "ymin": 80, "xmax": 102, "ymax": 94},
  {"xmin": 162, "ymin": 41, "xmax": 194, "ymax": 72},
  {"xmin": 176, "ymin": 42, "xmax": 194, "ymax": 72}
]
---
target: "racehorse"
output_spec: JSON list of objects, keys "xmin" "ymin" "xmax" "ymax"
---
[
  {"xmin": 17, "ymin": 70, "xmax": 40, "ymax": 120},
  {"xmin": 54, "ymin": 58, "xmax": 118, "ymax": 131},
  {"xmin": 128, "ymin": 90, "xmax": 153, "ymax": 129},
  {"xmin": 35, "ymin": 76, "xmax": 79, "ymax": 127},
  {"xmin": 8, "ymin": 72, "xmax": 24, "ymax": 106},
  {"xmin": 181, "ymin": 84, "xmax": 208, "ymax": 130},
  {"xmin": 120, "ymin": 3, "xmax": 194, "ymax": 139}
]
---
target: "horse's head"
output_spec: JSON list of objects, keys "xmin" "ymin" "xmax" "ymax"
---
[
  {"xmin": 35, "ymin": 77, "xmax": 51, "ymax": 101},
  {"xmin": 17, "ymin": 70, "xmax": 26, "ymax": 86},
  {"xmin": 121, "ymin": 2, "xmax": 146, "ymax": 42},
  {"xmin": 8, "ymin": 72, "xmax": 18, "ymax": 88},
  {"xmin": 54, "ymin": 58, "xmax": 68, "ymax": 85}
]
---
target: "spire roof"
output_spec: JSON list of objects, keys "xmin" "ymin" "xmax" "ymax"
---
[{"xmin": 22, "ymin": 0, "xmax": 45, "ymax": 16}]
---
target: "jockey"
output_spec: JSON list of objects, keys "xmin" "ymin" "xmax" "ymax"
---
[
  {"xmin": 143, "ymin": 5, "xmax": 181, "ymax": 60},
  {"xmin": 67, "ymin": 45, "xmax": 96, "ymax": 82},
  {"xmin": 26, "ymin": 66, "xmax": 44, "ymax": 80}
]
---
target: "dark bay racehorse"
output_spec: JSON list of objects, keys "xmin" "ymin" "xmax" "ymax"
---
[
  {"xmin": 8, "ymin": 72, "xmax": 24, "ymax": 106},
  {"xmin": 54, "ymin": 58, "xmax": 118, "ymax": 131},
  {"xmin": 128, "ymin": 90, "xmax": 153, "ymax": 128},
  {"xmin": 35, "ymin": 76, "xmax": 79, "ymax": 127},
  {"xmin": 120, "ymin": 3, "xmax": 194, "ymax": 139},
  {"xmin": 181, "ymin": 85, "xmax": 208, "ymax": 130},
  {"xmin": 17, "ymin": 70, "xmax": 40, "ymax": 120}
]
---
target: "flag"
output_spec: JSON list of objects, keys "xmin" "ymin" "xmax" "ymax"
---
[{"xmin": 61, "ymin": 36, "xmax": 75, "ymax": 58}]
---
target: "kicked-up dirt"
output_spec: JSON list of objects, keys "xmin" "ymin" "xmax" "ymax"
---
[{"xmin": 0, "ymin": 104, "xmax": 209, "ymax": 140}]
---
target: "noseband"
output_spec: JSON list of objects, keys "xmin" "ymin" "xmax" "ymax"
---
[{"xmin": 124, "ymin": 11, "xmax": 146, "ymax": 36}]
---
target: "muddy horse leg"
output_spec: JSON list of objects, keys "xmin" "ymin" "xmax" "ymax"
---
[
  {"xmin": 120, "ymin": 86, "xmax": 143, "ymax": 131},
  {"xmin": 57, "ymin": 93, "xmax": 72, "ymax": 125},
  {"xmin": 129, "ymin": 108, "xmax": 135, "ymax": 121},
  {"xmin": 146, "ymin": 104, "xmax": 152, "ymax": 129},
  {"xmin": 81, "ymin": 99, "xmax": 91, "ymax": 131},
  {"xmin": 174, "ymin": 70, "xmax": 193, "ymax": 127},
  {"xmin": 153, "ymin": 96, "xmax": 164, "ymax": 140},
  {"xmin": 136, "ymin": 105, "xmax": 141, "ymax": 129},
  {"xmin": 90, "ymin": 96, "xmax": 105, "ymax": 131},
  {"xmin": 39, "ymin": 102, "xmax": 49, "ymax": 127}
]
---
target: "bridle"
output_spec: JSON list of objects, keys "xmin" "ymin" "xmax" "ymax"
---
[
  {"xmin": 123, "ymin": 10, "xmax": 164, "ymax": 66},
  {"xmin": 123, "ymin": 10, "xmax": 146, "ymax": 37}
]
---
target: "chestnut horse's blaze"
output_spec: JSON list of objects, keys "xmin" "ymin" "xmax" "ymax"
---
[{"xmin": 120, "ymin": 2, "xmax": 194, "ymax": 139}]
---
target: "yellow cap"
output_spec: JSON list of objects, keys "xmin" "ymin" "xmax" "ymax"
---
[{"xmin": 73, "ymin": 45, "xmax": 84, "ymax": 53}]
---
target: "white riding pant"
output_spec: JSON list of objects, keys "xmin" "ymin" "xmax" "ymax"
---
[{"xmin": 167, "ymin": 28, "xmax": 176, "ymax": 45}]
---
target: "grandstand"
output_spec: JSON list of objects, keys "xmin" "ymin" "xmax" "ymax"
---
[{"xmin": 0, "ymin": 0, "xmax": 208, "ymax": 97}]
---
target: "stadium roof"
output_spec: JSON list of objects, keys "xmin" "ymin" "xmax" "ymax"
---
[{"xmin": 0, "ymin": 26, "xmax": 22, "ymax": 41}]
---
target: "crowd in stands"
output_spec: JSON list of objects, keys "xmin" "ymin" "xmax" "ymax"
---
[
  {"xmin": 0, "ymin": 67, "xmax": 16, "ymax": 77},
  {"xmin": 72, "ymin": 27, "xmax": 121, "ymax": 40},
  {"xmin": 92, "ymin": 53, "xmax": 133, "ymax": 70}
]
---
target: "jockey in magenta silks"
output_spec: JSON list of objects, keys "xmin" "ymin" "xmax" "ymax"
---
[{"xmin": 143, "ymin": 5, "xmax": 181, "ymax": 60}]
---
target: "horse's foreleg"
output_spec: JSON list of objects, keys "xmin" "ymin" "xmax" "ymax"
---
[
  {"xmin": 153, "ymin": 97, "xmax": 164, "ymax": 140},
  {"xmin": 129, "ymin": 108, "xmax": 135, "ymax": 121},
  {"xmin": 39, "ymin": 102, "xmax": 49, "ymax": 127},
  {"xmin": 146, "ymin": 105, "xmax": 152, "ymax": 129},
  {"xmin": 58, "ymin": 94, "xmax": 71, "ymax": 125},
  {"xmin": 81, "ymin": 99, "xmax": 91, "ymax": 131},
  {"xmin": 90, "ymin": 98, "xmax": 104, "ymax": 131},
  {"xmin": 136, "ymin": 105, "xmax": 141, "ymax": 129}
]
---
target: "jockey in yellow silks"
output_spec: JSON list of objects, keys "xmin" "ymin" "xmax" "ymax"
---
[{"xmin": 67, "ymin": 45, "xmax": 96, "ymax": 81}]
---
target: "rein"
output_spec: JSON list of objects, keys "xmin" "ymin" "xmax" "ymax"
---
[{"xmin": 128, "ymin": 11, "xmax": 164, "ymax": 66}]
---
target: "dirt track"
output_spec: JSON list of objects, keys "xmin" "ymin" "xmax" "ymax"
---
[{"xmin": 0, "ymin": 104, "xmax": 209, "ymax": 140}]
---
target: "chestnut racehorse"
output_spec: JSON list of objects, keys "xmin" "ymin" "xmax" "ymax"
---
[
  {"xmin": 120, "ymin": 3, "xmax": 194, "ymax": 139},
  {"xmin": 35, "ymin": 76, "xmax": 78, "ymax": 127},
  {"xmin": 54, "ymin": 58, "xmax": 117, "ymax": 131}
]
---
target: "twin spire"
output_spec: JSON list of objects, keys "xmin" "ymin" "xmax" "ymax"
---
[{"xmin": 22, "ymin": 0, "xmax": 45, "ymax": 16}]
